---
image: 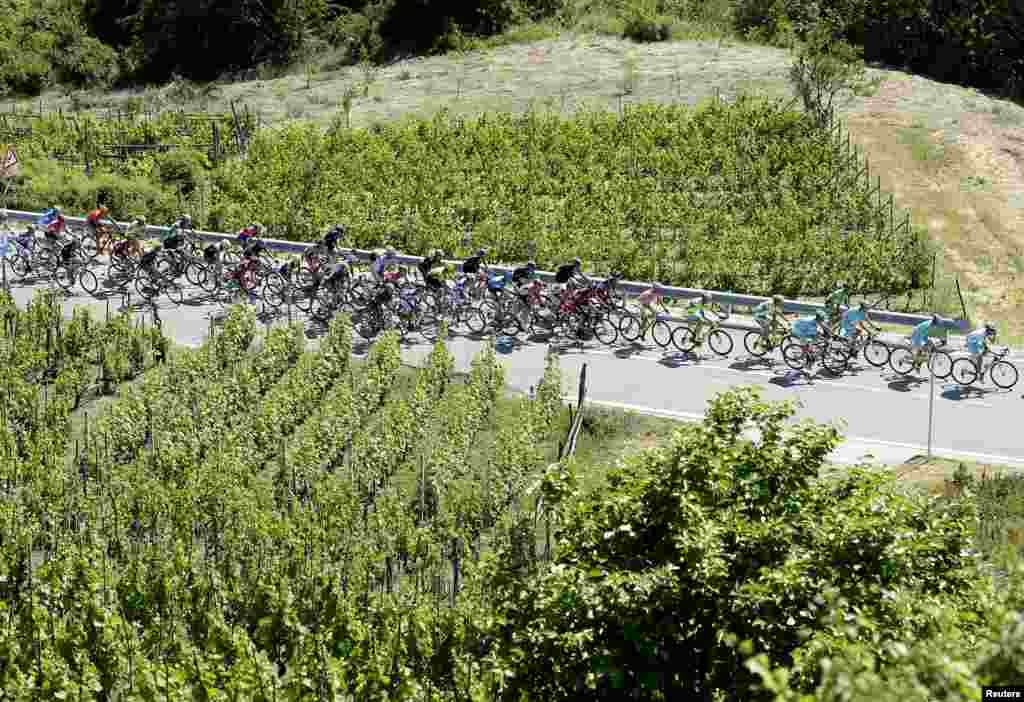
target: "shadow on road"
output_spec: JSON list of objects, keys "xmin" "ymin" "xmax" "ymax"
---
[
  {"xmin": 886, "ymin": 375, "xmax": 927, "ymax": 392},
  {"xmin": 941, "ymin": 384, "xmax": 1007, "ymax": 401},
  {"xmin": 729, "ymin": 357, "xmax": 774, "ymax": 371},
  {"xmin": 657, "ymin": 352, "xmax": 691, "ymax": 368}
]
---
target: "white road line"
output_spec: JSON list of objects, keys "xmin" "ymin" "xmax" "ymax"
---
[{"xmin": 571, "ymin": 396, "xmax": 1024, "ymax": 468}]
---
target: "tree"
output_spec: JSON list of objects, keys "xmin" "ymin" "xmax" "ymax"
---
[
  {"xmin": 483, "ymin": 386, "xmax": 985, "ymax": 700},
  {"xmin": 787, "ymin": 9, "xmax": 879, "ymax": 128}
]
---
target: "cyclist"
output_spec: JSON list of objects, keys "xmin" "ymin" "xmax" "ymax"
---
[
  {"xmin": 123, "ymin": 216, "xmax": 146, "ymax": 258},
  {"xmin": 38, "ymin": 206, "xmax": 65, "ymax": 250},
  {"xmin": 791, "ymin": 310, "xmax": 826, "ymax": 345},
  {"xmin": 324, "ymin": 258, "xmax": 351, "ymax": 294},
  {"xmin": 308, "ymin": 224, "xmax": 344, "ymax": 269},
  {"xmin": 684, "ymin": 293, "xmax": 716, "ymax": 343},
  {"xmin": 637, "ymin": 282, "xmax": 668, "ymax": 332},
  {"xmin": 323, "ymin": 224, "xmax": 345, "ymax": 252},
  {"xmin": 418, "ymin": 249, "xmax": 445, "ymax": 290},
  {"xmin": 462, "ymin": 248, "xmax": 488, "ymax": 275},
  {"xmin": 825, "ymin": 283, "xmax": 849, "ymax": 326},
  {"xmin": 908, "ymin": 313, "xmax": 941, "ymax": 369},
  {"xmin": 85, "ymin": 204, "xmax": 113, "ymax": 251},
  {"xmin": 966, "ymin": 321, "xmax": 998, "ymax": 372},
  {"xmin": 162, "ymin": 214, "xmax": 190, "ymax": 251},
  {"xmin": 839, "ymin": 301, "xmax": 877, "ymax": 340},
  {"xmin": 370, "ymin": 247, "xmax": 398, "ymax": 283},
  {"xmin": 753, "ymin": 294, "xmax": 788, "ymax": 339},
  {"xmin": 555, "ymin": 256, "xmax": 590, "ymax": 289}
]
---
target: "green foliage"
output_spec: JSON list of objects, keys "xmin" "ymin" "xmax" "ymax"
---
[
  {"xmin": 152, "ymin": 148, "xmax": 210, "ymax": 196},
  {"xmin": 787, "ymin": 11, "xmax": 879, "ymax": 128},
  {"xmin": 483, "ymin": 386, "xmax": 985, "ymax": 700},
  {"xmin": 210, "ymin": 100, "xmax": 928, "ymax": 296},
  {"xmin": 622, "ymin": 1, "xmax": 673, "ymax": 42},
  {"xmin": 735, "ymin": 0, "xmax": 1024, "ymax": 101}
]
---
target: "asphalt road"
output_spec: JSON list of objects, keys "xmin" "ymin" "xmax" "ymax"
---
[{"xmin": 7, "ymin": 270, "xmax": 1024, "ymax": 469}]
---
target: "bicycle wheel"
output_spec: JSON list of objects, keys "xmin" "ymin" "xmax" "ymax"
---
[
  {"xmin": 617, "ymin": 312, "xmax": 642, "ymax": 342},
  {"xmin": 459, "ymin": 307, "xmax": 486, "ymax": 335},
  {"xmin": 991, "ymin": 360, "xmax": 1019, "ymax": 389},
  {"xmin": 782, "ymin": 343, "xmax": 809, "ymax": 371},
  {"xmin": 9, "ymin": 253, "xmax": 30, "ymax": 278},
  {"xmin": 708, "ymin": 329, "xmax": 733, "ymax": 356},
  {"xmin": 951, "ymin": 358, "xmax": 978, "ymax": 385},
  {"xmin": 823, "ymin": 345, "xmax": 850, "ymax": 375},
  {"xmin": 53, "ymin": 265, "xmax": 77, "ymax": 292},
  {"xmin": 185, "ymin": 261, "xmax": 207, "ymax": 288},
  {"xmin": 671, "ymin": 326, "xmax": 696, "ymax": 353},
  {"xmin": 651, "ymin": 320, "xmax": 673, "ymax": 348},
  {"xmin": 928, "ymin": 350, "xmax": 953, "ymax": 379},
  {"xmin": 78, "ymin": 267, "xmax": 99, "ymax": 296},
  {"xmin": 743, "ymin": 330, "xmax": 770, "ymax": 357},
  {"xmin": 261, "ymin": 272, "xmax": 288, "ymax": 309},
  {"xmin": 419, "ymin": 311, "xmax": 441, "ymax": 341},
  {"xmin": 592, "ymin": 315, "xmax": 618, "ymax": 346},
  {"xmin": 163, "ymin": 280, "xmax": 185, "ymax": 306},
  {"xmin": 354, "ymin": 309, "xmax": 382, "ymax": 340},
  {"xmin": 888, "ymin": 348, "xmax": 916, "ymax": 376},
  {"xmin": 863, "ymin": 339, "xmax": 890, "ymax": 367},
  {"xmin": 134, "ymin": 272, "xmax": 160, "ymax": 300}
]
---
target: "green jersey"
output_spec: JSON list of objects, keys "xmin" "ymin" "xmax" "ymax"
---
[{"xmin": 826, "ymin": 288, "xmax": 849, "ymax": 308}]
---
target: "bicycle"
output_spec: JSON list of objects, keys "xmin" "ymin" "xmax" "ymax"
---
[
  {"xmin": 836, "ymin": 325, "xmax": 891, "ymax": 368},
  {"xmin": 888, "ymin": 338, "xmax": 953, "ymax": 379},
  {"xmin": 782, "ymin": 335, "xmax": 850, "ymax": 375},
  {"xmin": 618, "ymin": 300, "xmax": 677, "ymax": 348},
  {"xmin": 51, "ymin": 240, "xmax": 99, "ymax": 296},
  {"xmin": 743, "ymin": 319, "xmax": 798, "ymax": 358},
  {"xmin": 951, "ymin": 347, "xmax": 1018, "ymax": 389},
  {"xmin": 671, "ymin": 305, "xmax": 733, "ymax": 356}
]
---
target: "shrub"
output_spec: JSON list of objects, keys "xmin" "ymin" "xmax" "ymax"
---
[
  {"xmin": 623, "ymin": 14, "xmax": 672, "ymax": 42},
  {"xmin": 153, "ymin": 148, "xmax": 210, "ymax": 197}
]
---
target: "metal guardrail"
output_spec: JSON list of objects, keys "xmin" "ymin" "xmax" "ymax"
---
[{"xmin": 0, "ymin": 208, "xmax": 970, "ymax": 334}]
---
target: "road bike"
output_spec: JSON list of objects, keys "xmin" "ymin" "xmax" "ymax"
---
[
  {"xmin": 782, "ymin": 335, "xmax": 850, "ymax": 374},
  {"xmin": 618, "ymin": 308, "xmax": 676, "ymax": 348},
  {"xmin": 743, "ymin": 320, "xmax": 798, "ymax": 358},
  {"xmin": 671, "ymin": 307, "xmax": 733, "ymax": 356},
  {"xmin": 888, "ymin": 339, "xmax": 953, "ymax": 379},
  {"xmin": 951, "ymin": 347, "xmax": 1018, "ymax": 389},
  {"xmin": 51, "ymin": 241, "xmax": 99, "ymax": 296},
  {"xmin": 837, "ymin": 326, "xmax": 891, "ymax": 368}
]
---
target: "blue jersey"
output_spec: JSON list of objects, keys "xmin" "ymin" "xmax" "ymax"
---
[
  {"xmin": 910, "ymin": 319, "xmax": 932, "ymax": 346},
  {"xmin": 792, "ymin": 316, "xmax": 819, "ymax": 339},
  {"xmin": 841, "ymin": 307, "xmax": 867, "ymax": 337},
  {"xmin": 966, "ymin": 329, "xmax": 987, "ymax": 354}
]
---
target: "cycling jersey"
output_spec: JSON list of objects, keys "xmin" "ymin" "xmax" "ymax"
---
[
  {"xmin": 554, "ymin": 263, "xmax": 577, "ymax": 284},
  {"xmin": 826, "ymin": 288, "xmax": 849, "ymax": 308},
  {"xmin": 511, "ymin": 266, "xmax": 534, "ymax": 285},
  {"xmin": 840, "ymin": 307, "xmax": 867, "ymax": 337},
  {"xmin": 323, "ymin": 231, "xmax": 339, "ymax": 251},
  {"xmin": 752, "ymin": 300, "xmax": 772, "ymax": 321},
  {"xmin": 910, "ymin": 319, "xmax": 932, "ymax": 347},
  {"xmin": 685, "ymin": 301, "xmax": 714, "ymax": 323},
  {"xmin": 791, "ymin": 316, "xmax": 819, "ymax": 339},
  {"xmin": 966, "ymin": 328, "xmax": 988, "ymax": 354},
  {"xmin": 86, "ymin": 208, "xmax": 108, "ymax": 227},
  {"xmin": 371, "ymin": 255, "xmax": 389, "ymax": 278},
  {"xmin": 638, "ymin": 288, "xmax": 661, "ymax": 306}
]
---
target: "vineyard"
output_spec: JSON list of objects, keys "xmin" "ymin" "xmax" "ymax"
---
[
  {"xmin": 0, "ymin": 293, "xmax": 579, "ymax": 699},
  {"xmin": 4, "ymin": 96, "xmax": 931, "ymax": 298}
]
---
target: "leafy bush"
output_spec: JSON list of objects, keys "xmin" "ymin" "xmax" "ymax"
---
[
  {"xmin": 623, "ymin": 13, "xmax": 672, "ymax": 42},
  {"xmin": 153, "ymin": 148, "xmax": 210, "ymax": 196},
  {"xmin": 483, "ymin": 386, "xmax": 989, "ymax": 700}
]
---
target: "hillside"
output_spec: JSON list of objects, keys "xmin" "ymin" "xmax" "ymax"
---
[{"xmin": 13, "ymin": 31, "xmax": 1024, "ymax": 336}]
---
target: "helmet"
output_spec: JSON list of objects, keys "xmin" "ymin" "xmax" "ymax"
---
[
  {"xmin": 700, "ymin": 293, "xmax": 711, "ymax": 303},
  {"xmin": 526, "ymin": 260, "xmax": 536, "ymax": 269},
  {"xmin": 985, "ymin": 321, "xmax": 997, "ymax": 336},
  {"xmin": 573, "ymin": 256, "xmax": 582, "ymax": 266},
  {"xmin": 433, "ymin": 249, "xmax": 444, "ymax": 258},
  {"xmin": 133, "ymin": 215, "xmax": 146, "ymax": 226},
  {"xmin": 332, "ymin": 223, "xmax": 346, "ymax": 234},
  {"xmin": 772, "ymin": 294, "xmax": 784, "ymax": 305},
  {"xmin": 476, "ymin": 248, "xmax": 487, "ymax": 257},
  {"xmin": 386, "ymin": 247, "xmax": 397, "ymax": 257},
  {"xmin": 178, "ymin": 214, "xmax": 192, "ymax": 228},
  {"xmin": 931, "ymin": 313, "xmax": 940, "ymax": 324}
]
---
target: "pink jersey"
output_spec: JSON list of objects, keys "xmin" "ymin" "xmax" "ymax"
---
[{"xmin": 638, "ymin": 288, "xmax": 660, "ymax": 305}]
